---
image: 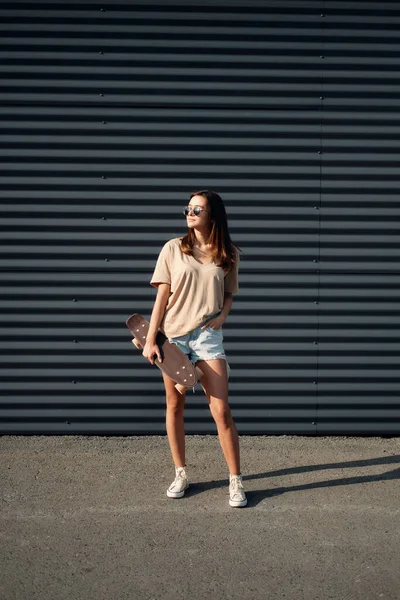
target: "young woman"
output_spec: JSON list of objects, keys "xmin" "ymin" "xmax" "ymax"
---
[{"xmin": 143, "ymin": 190, "xmax": 247, "ymax": 508}]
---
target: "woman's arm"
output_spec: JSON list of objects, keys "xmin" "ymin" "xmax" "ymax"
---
[
  {"xmin": 142, "ymin": 283, "xmax": 170, "ymax": 364},
  {"xmin": 146, "ymin": 283, "xmax": 170, "ymax": 343},
  {"xmin": 220, "ymin": 292, "xmax": 233, "ymax": 323}
]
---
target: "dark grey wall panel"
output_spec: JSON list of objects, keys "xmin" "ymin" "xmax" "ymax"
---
[
  {"xmin": 317, "ymin": 1, "xmax": 400, "ymax": 434},
  {"xmin": 0, "ymin": 0, "xmax": 399, "ymax": 434}
]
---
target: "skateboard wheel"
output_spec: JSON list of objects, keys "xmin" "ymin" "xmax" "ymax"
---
[{"xmin": 175, "ymin": 383, "xmax": 188, "ymax": 395}]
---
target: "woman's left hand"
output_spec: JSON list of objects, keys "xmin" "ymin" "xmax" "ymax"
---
[{"xmin": 201, "ymin": 316, "xmax": 225, "ymax": 330}]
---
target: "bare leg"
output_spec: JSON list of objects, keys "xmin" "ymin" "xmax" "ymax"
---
[
  {"xmin": 162, "ymin": 371, "xmax": 186, "ymax": 468},
  {"xmin": 219, "ymin": 414, "xmax": 240, "ymax": 475},
  {"xmin": 196, "ymin": 359, "xmax": 241, "ymax": 475}
]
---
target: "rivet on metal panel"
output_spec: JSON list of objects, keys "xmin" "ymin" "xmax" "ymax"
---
[
  {"xmin": 99, "ymin": 93, "xmax": 104, "ymax": 97},
  {"xmin": 313, "ymin": 341, "xmax": 318, "ymax": 344},
  {"xmin": 101, "ymin": 216, "xmax": 107, "ymax": 220},
  {"xmin": 312, "ymin": 422, "xmax": 316, "ymax": 425},
  {"xmin": 72, "ymin": 298, "xmax": 77, "ymax": 302},
  {"xmin": 320, "ymin": 96, "xmax": 324, "ymax": 100},
  {"xmin": 102, "ymin": 121, "xmax": 107, "ymax": 124},
  {"xmin": 320, "ymin": 13, "xmax": 325, "ymax": 17},
  {"xmin": 314, "ymin": 206, "xmax": 319, "ymax": 209},
  {"xmin": 318, "ymin": 150, "xmax": 322, "ymax": 154},
  {"xmin": 72, "ymin": 380, "xmax": 77, "ymax": 384},
  {"xmin": 73, "ymin": 340, "xmax": 78, "ymax": 343},
  {"xmin": 100, "ymin": 8, "xmax": 106, "ymax": 11},
  {"xmin": 105, "ymin": 258, "xmax": 109, "ymax": 262},
  {"xmin": 313, "ymin": 381, "xmax": 317, "ymax": 385},
  {"xmin": 99, "ymin": 51, "xmax": 104, "ymax": 55},
  {"xmin": 101, "ymin": 175, "xmax": 107, "ymax": 179},
  {"xmin": 314, "ymin": 301, "xmax": 319, "ymax": 304},
  {"xmin": 313, "ymin": 259, "xmax": 318, "ymax": 263},
  {"xmin": 320, "ymin": 55, "xmax": 325, "ymax": 59}
]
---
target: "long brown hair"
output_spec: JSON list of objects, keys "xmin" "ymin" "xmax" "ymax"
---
[{"xmin": 180, "ymin": 190, "xmax": 241, "ymax": 271}]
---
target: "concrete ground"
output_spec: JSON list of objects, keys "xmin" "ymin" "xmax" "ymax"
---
[{"xmin": 0, "ymin": 434, "xmax": 399, "ymax": 600}]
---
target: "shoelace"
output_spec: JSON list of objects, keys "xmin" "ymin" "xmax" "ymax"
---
[
  {"xmin": 230, "ymin": 476, "xmax": 244, "ymax": 496},
  {"xmin": 170, "ymin": 470, "xmax": 187, "ymax": 491},
  {"xmin": 174, "ymin": 469, "xmax": 187, "ymax": 482}
]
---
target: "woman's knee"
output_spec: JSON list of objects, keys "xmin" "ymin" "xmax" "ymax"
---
[
  {"xmin": 166, "ymin": 392, "xmax": 185, "ymax": 413},
  {"xmin": 162, "ymin": 371, "xmax": 186, "ymax": 412},
  {"xmin": 210, "ymin": 401, "xmax": 232, "ymax": 426}
]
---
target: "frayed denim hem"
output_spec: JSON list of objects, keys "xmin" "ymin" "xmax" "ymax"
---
[{"xmin": 193, "ymin": 355, "xmax": 231, "ymax": 380}]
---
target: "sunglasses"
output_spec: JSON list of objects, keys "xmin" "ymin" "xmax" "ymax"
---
[{"xmin": 183, "ymin": 206, "xmax": 209, "ymax": 216}]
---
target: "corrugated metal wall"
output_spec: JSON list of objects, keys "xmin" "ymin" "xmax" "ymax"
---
[{"xmin": 1, "ymin": 0, "xmax": 399, "ymax": 435}]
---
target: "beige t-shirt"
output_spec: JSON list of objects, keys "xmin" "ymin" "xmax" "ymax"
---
[{"xmin": 150, "ymin": 237, "xmax": 239, "ymax": 338}]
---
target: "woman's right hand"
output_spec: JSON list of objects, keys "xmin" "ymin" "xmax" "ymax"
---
[{"xmin": 142, "ymin": 340, "xmax": 163, "ymax": 365}]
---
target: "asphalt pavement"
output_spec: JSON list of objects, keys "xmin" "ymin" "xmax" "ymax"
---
[{"xmin": 1, "ymin": 434, "xmax": 399, "ymax": 600}]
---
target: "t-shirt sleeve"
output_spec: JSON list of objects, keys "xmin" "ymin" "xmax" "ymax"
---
[
  {"xmin": 150, "ymin": 241, "xmax": 172, "ymax": 288},
  {"xmin": 224, "ymin": 248, "xmax": 240, "ymax": 294}
]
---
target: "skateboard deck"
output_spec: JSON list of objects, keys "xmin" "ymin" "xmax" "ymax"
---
[{"xmin": 126, "ymin": 314, "xmax": 203, "ymax": 394}]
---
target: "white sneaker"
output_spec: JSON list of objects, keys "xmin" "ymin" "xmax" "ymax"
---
[
  {"xmin": 167, "ymin": 467, "xmax": 189, "ymax": 498},
  {"xmin": 229, "ymin": 474, "xmax": 247, "ymax": 507}
]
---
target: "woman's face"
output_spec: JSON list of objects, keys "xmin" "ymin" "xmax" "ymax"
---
[{"xmin": 186, "ymin": 194, "xmax": 210, "ymax": 230}]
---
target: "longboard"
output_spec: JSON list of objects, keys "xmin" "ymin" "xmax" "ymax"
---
[{"xmin": 126, "ymin": 314, "xmax": 203, "ymax": 394}]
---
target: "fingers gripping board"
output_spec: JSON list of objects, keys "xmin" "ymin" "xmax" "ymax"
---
[{"xmin": 126, "ymin": 314, "xmax": 201, "ymax": 394}]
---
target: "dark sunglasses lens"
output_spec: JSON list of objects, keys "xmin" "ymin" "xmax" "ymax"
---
[{"xmin": 184, "ymin": 206, "xmax": 201, "ymax": 216}]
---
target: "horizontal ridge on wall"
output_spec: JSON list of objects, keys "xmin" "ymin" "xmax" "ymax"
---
[{"xmin": 1, "ymin": 1, "xmax": 400, "ymax": 434}]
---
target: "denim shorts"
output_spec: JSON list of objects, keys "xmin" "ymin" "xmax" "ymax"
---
[{"xmin": 168, "ymin": 312, "xmax": 231, "ymax": 379}]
